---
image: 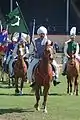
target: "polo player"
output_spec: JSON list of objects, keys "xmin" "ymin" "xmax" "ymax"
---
[
  {"xmin": 27, "ymin": 26, "xmax": 60, "ymax": 86},
  {"xmin": 62, "ymin": 27, "xmax": 80, "ymax": 76}
]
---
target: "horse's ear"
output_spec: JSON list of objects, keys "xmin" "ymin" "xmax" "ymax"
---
[
  {"xmin": 51, "ymin": 41, "xmax": 53, "ymax": 46},
  {"xmin": 45, "ymin": 41, "xmax": 48, "ymax": 46}
]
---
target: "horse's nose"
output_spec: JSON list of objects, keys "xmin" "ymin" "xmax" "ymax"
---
[
  {"xmin": 50, "ymin": 55, "xmax": 53, "ymax": 60},
  {"xmin": 50, "ymin": 54, "xmax": 53, "ymax": 58}
]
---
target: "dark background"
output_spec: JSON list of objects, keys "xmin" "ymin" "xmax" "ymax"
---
[{"xmin": 0, "ymin": 0, "xmax": 80, "ymax": 34}]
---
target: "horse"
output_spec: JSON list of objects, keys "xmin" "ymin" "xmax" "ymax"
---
[
  {"xmin": 33, "ymin": 42, "xmax": 54, "ymax": 113},
  {"xmin": 0, "ymin": 47, "xmax": 9, "ymax": 83},
  {"xmin": 14, "ymin": 43, "xmax": 28, "ymax": 95},
  {"xmin": 66, "ymin": 54, "xmax": 80, "ymax": 96}
]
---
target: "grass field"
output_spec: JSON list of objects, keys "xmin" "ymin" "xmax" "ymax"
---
[{"xmin": 0, "ymin": 74, "xmax": 80, "ymax": 120}]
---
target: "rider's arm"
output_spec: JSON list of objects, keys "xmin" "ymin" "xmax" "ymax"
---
[
  {"xmin": 64, "ymin": 43, "xmax": 70, "ymax": 58},
  {"xmin": 75, "ymin": 43, "xmax": 79, "ymax": 56}
]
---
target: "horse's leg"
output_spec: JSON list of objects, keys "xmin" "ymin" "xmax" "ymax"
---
[
  {"xmin": 67, "ymin": 76, "xmax": 69, "ymax": 94},
  {"xmin": 8, "ymin": 77, "xmax": 11, "ymax": 87},
  {"xmin": 73, "ymin": 78, "xmax": 76, "ymax": 95},
  {"xmin": 1, "ymin": 70, "xmax": 4, "ymax": 82},
  {"xmin": 20, "ymin": 77, "xmax": 24, "ymax": 95},
  {"xmin": 34, "ymin": 84, "xmax": 40, "ymax": 111},
  {"xmin": 40, "ymin": 86, "xmax": 43, "ymax": 96},
  {"xmin": 15, "ymin": 77, "xmax": 19, "ymax": 94},
  {"xmin": 12, "ymin": 78, "xmax": 15, "ymax": 87},
  {"xmin": 43, "ymin": 85, "xmax": 50, "ymax": 113},
  {"xmin": 8, "ymin": 74, "xmax": 12, "ymax": 87},
  {"xmin": 73, "ymin": 81, "xmax": 76, "ymax": 95},
  {"xmin": 75, "ymin": 76, "xmax": 78, "ymax": 96},
  {"xmin": 70, "ymin": 78, "xmax": 73, "ymax": 95}
]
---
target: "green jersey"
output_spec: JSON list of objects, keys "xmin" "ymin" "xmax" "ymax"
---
[{"xmin": 67, "ymin": 41, "xmax": 77, "ymax": 55}]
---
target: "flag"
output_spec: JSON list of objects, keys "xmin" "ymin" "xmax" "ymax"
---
[{"xmin": 6, "ymin": 6, "xmax": 29, "ymax": 34}]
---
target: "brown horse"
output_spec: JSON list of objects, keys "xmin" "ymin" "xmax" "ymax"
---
[
  {"xmin": 66, "ymin": 54, "xmax": 80, "ymax": 96},
  {"xmin": 14, "ymin": 43, "xmax": 27, "ymax": 95},
  {"xmin": 0, "ymin": 54, "xmax": 9, "ymax": 83},
  {"xmin": 33, "ymin": 42, "xmax": 54, "ymax": 113}
]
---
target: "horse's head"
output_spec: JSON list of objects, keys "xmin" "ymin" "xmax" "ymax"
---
[
  {"xmin": 17, "ymin": 42, "xmax": 25, "ymax": 57},
  {"xmin": 43, "ymin": 41, "xmax": 53, "ymax": 61},
  {"xmin": 68, "ymin": 54, "xmax": 76, "ymax": 66}
]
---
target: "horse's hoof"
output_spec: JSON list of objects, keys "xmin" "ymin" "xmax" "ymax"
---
[
  {"xmin": 15, "ymin": 89, "xmax": 19, "ymax": 94},
  {"xmin": 34, "ymin": 104, "xmax": 40, "ymax": 111},
  {"xmin": 76, "ymin": 92, "xmax": 78, "ymax": 96},
  {"xmin": 34, "ymin": 104, "xmax": 38, "ymax": 109},
  {"xmin": 37, "ymin": 106, "xmax": 40, "ymax": 111},
  {"xmin": 43, "ymin": 108, "xmax": 47, "ymax": 113},
  {"xmin": 69, "ymin": 93, "xmax": 73, "ymax": 96},
  {"xmin": 73, "ymin": 91, "xmax": 76, "ymax": 95},
  {"xmin": 76, "ymin": 94, "xmax": 78, "ymax": 96},
  {"xmin": 19, "ymin": 91, "xmax": 23, "ymax": 96},
  {"xmin": 15, "ymin": 91, "xmax": 19, "ymax": 95},
  {"xmin": 42, "ymin": 102, "xmax": 44, "ymax": 106}
]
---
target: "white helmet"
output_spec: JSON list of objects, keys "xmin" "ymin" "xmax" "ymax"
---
[
  {"xmin": 37, "ymin": 26, "xmax": 47, "ymax": 35},
  {"xmin": 70, "ymin": 27, "xmax": 76, "ymax": 37}
]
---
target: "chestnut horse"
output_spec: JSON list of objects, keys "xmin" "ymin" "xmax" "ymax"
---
[
  {"xmin": 33, "ymin": 42, "xmax": 54, "ymax": 113},
  {"xmin": 14, "ymin": 44, "xmax": 27, "ymax": 95},
  {"xmin": 66, "ymin": 54, "xmax": 80, "ymax": 96}
]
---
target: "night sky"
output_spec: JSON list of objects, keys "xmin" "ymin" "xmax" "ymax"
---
[
  {"xmin": 0, "ymin": 0, "xmax": 69, "ymax": 34},
  {"xmin": 0, "ymin": 0, "xmax": 57, "ymax": 24},
  {"xmin": 0, "ymin": 0, "xmax": 24, "ymax": 15}
]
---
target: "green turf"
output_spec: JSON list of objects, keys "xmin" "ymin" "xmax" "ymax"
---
[{"xmin": 0, "ymin": 74, "xmax": 80, "ymax": 120}]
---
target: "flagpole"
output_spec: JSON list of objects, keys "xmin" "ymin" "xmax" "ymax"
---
[
  {"xmin": 10, "ymin": 0, "xmax": 13, "ymax": 40},
  {"xmin": 0, "ymin": 20, "xmax": 2, "ymax": 32},
  {"xmin": 32, "ymin": 19, "xmax": 35, "ymax": 41},
  {"xmin": 66, "ymin": 0, "xmax": 70, "ymax": 35},
  {"xmin": 10, "ymin": 0, "xmax": 13, "ymax": 12},
  {"xmin": 30, "ymin": 19, "xmax": 36, "ymax": 51}
]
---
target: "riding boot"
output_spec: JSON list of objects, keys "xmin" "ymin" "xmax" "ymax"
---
[
  {"xmin": 51, "ymin": 63, "xmax": 61, "ymax": 86},
  {"xmin": 53, "ymin": 76, "xmax": 61, "ymax": 86},
  {"xmin": 30, "ymin": 81, "xmax": 36, "ymax": 87},
  {"xmin": 30, "ymin": 80, "xmax": 36, "ymax": 92}
]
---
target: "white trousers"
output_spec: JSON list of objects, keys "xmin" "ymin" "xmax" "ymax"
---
[
  {"xmin": 9, "ymin": 58, "xmax": 16, "ymax": 76},
  {"xmin": 62, "ymin": 56, "xmax": 68, "ymax": 71},
  {"xmin": 52, "ymin": 60, "xmax": 59, "ymax": 81},
  {"xmin": 27, "ymin": 58, "xmax": 39, "ymax": 82},
  {"xmin": 6, "ymin": 54, "xmax": 12, "ymax": 65},
  {"xmin": 27, "ymin": 58, "xmax": 59, "ymax": 82}
]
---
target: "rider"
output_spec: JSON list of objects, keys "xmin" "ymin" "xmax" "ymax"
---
[
  {"xmin": 62, "ymin": 27, "xmax": 79, "ymax": 76},
  {"xmin": 5, "ymin": 36, "xmax": 18, "ymax": 74},
  {"xmin": 27, "ymin": 26, "xmax": 60, "ymax": 86},
  {"xmin": 9, "ymin": 33, "xmax": 29, "ymax": 77}
]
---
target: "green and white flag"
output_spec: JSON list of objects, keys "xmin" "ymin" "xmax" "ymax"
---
[{"xmin": 6, "ymin": 6, "xmax": 29, "ymax": 34}]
